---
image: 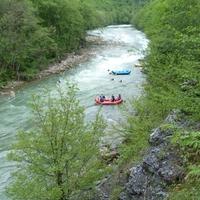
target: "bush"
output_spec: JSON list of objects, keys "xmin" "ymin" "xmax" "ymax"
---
[{"xmin": 7, "ymin": 84, "xmax": 108, "ymax": 200}]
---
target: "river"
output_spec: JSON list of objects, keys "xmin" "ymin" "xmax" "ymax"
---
[{"xmin": 0, "ymin": 25, "xmax": 148, "ymax": 199}]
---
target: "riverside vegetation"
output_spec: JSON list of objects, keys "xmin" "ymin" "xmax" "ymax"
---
[
  {"xmin": 121, "ymin": 0, "xmax": 200, "ymax": 199},
  {"xmin": 4, "ymin": 0, "xmax": 200, "ymax": 199},
  {"xmin": 0, "ymin": 0, "xmax": 134, "ymax": 87},
  {"xmin": 7, "ymin": 84, "xmax": 108, "ymax": 200}
]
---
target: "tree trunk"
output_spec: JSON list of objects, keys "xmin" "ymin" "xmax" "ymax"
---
[{"xmin": 57, "ymin": 171, "xmax": 66, "ymax": 200}]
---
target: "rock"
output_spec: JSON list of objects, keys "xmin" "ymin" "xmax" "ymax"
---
[
  {"xmin": 119, "ymin": 111, "xmax": 185, "ymax": 200},
  {"xmin": 149, "ymin": 126, "xmax": 173, "ymax": 146},
  {"xmin": 165, "ymin": 109, "xmax": 193, "ymax": 128},
  {"xmin": 85, "ymin": 35, "xmax": 104, "ymax": 44},
  {"xmin": 119, "ymin": 192, "xmax": 129, "ymax": 200},
  {"xmin": 125, "ymin": 164, "xmax": 168, "ymax": 200},
  {"xmin": 94, "ymin": 176, "xmax": 112, "ymax": 200},
  {"xmin": 0, "ymin": 81, "xmax": 24, "ymax": 95},
  {"xmin": 164, "ymin": 110, "xmax": 181, "ymax": 124},
  {"xmin": 180, "ymin": 79, "xmax": 198, "ymax": 91},
  {"xmin": 158, "ymin": 159, "xmax": 184, "ymax": 184},
  {"xmin": 94, "ymin": 111, "xmax": 191, "ymax": 200},
  {"xmin": 143, "ymin": 150, "xmax": 160, "ymax": 173},
  {"xmin": 135, "ymin": 63, "xmax": 142, "ymax": 67},
  {"xmin": 10, "ymin": 90, "xmax": 15, "ymax": 98},
  {"xmin": 93, "ymin": 191, "xmax": 109, "ymax": 200},
  {"xmin": 101, "ymin": 147, "xmax": 119, "ymax": 163},
  {"xmin": 37, "ymin": 50, "xmax": 91, "ymax": 79},
  {"xmin": 126, "ymin": 166, "xmax": 146, "ymax": 195},
  {"xmin": 0, "ymin": 92, "xmax": 9, "ymax": 95}
]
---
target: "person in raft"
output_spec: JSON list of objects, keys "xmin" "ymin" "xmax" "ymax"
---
[
  {"xmin": 111, "ymin": 95, "xmax": 115, "ymax": 102},
  {"xmin": 117, "ymin": 94, "xmax": 121, "ymax": 100},
  {"xmin": 99, "ymin": 94, "xmax": 105, "ymax": 102}
]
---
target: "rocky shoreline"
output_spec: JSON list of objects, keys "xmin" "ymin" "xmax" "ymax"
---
[
  {"xmin": 0, "ymin": 34, "xmax": 143, "ymax": 97},
  {"xmin": 0, "ymin": 35, "xmax": 102, "ymax": 96}
]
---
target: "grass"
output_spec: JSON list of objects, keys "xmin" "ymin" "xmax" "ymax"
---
[
  {"xmin": 106, "ymin": 93, "xmax": 170, "ymax": 198},
  {"xmin": 168, "ymin": 179, "xmax": 200, "ymax": 200}
]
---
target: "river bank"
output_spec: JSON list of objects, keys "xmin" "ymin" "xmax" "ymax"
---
[
  {"xmin": 95, "ymin": 110, "xmax": 200, "ymax": 200},
  {"xmin": 0, "ymin": 35, "xmax": 104, "ymax": 96},
  {"xmin": 0, "ymin": 25, "xmax": 149, "ymax": 200}
]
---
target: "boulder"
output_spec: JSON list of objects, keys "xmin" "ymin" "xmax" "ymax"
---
[
  {"xmin": 143, "ymin": 149, "xmax": 160, "ymax": 173},
  {"xmin": 100, "ymin": 146, "xmax": 119, "ymax": 163},
  {"xmin": 126, "ymin": 166, "xmax": 146, "ymax": 195},
  {"xmin": 158, "ymin": 159, "xmax": 184, "ymax": 184},
  {"xmin": 120, "ymin": 111, "xmax": 185, "ymax": 200},
  {"xmin": 149, "ymin": 126, "xmax": 174, "ymax": 146},
  {"xmin": 124, "ymin": 164, "xmax": 167, "ymax": 200},
  {"xmin": 94, "ymin": 111, "xmax": 188, "ymax": 200}
]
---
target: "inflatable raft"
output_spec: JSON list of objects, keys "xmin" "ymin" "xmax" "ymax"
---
[
  {"xmin": 95, "ymin": 97, "xmax": 123, "ymax": 105},
  {"xmin": 111, "ymin": 69, "xmax": 131, "ymax": 75}
]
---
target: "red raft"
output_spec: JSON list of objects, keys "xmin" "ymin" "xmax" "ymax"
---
[{"xmin": 95, "ymin": 97, "xmax": 123, "ymax": 105}]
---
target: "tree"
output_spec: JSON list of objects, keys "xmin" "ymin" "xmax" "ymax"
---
[
  {"xmin": 0, "ymin": 0, "xmax": 136, "ymax": 86},
  {"xmin": 7, "ymin": 84, "xmax": 107, "ymax": 200},
  {"xmin": 129, "ymin": 0, "xmax": 200, "ymax": 198},
  {"xmin": 30, "ymin": 0, "xmax": 86, "ymax": 52},
  {"xmin": 0, "ymin": 0, "xmax": 56, "ymax": 83}
]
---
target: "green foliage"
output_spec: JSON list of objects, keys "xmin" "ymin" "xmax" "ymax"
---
[
  {"xmin": 7, "ymin": 84, "xmax": 108, "ymax": 200},
  {"xmin": 127, "ymin": 0, "xmax": 200, "ymax": 198},
  {"xmin": 110, "ymin": 185, "xmax": 123, "ymax": 200},
  {"xmin": 0, "ymin": 0, "xmax": 136, "ymax": 86},
  {"xmin": 168, "ymin": 179, "xmax": 200, "ymax": 200},
  {"xmin": 132, "ymin": 0, "xmax": 200, "ymax": 119},
  {"xmin": 170, "ymin": 131, "xmax": 200, "ymax": 199},
  {"xmin": 0, "ymin": 0, "xmax": 56, "ymax": 84},
  {"xmin": 30, "ymin": 0, "xmax": 86, "ymax": 52},
  {"xmin": 172, "ymin": 131, "xmax": 200, "ymax": 175},
  {"xmin": 173, "ymin": 131, "xmax": 200, "ymax": 153},
  {"xmin": 188, "ymin": 165, "xmax": 200, "ymax": 179},
  {"xmin": 117, "ymin": 95, "xmax": 166, "ymax": 164}
]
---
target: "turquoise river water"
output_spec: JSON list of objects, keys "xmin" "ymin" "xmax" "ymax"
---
[{"xmin": 0, "ymin": 25, "xmax": 148, "ymax": 199}]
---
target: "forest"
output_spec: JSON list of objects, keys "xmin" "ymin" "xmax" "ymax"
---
[
  {"xmin": 130, "ymin": 0, "xmax": 200, "ymax": 199},
  {"xmin": 1, "ymin": 0, "xmax": 200, "ymax": 199},
  {"xmin": 0, "ymin": 0, "xmax": 134, "ymax": 86}
]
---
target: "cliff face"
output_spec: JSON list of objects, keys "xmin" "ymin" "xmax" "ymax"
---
[
  {"xmin": 94, "ymin": 110, "xmax": 196, "ymax": 200},
  {"xmin": 119, "ymin": 110, "xmax": 191, "ymax": 200},
  {"xmin": 93, "ymin": 110, "xmax": 200, "ymax": 200}
]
